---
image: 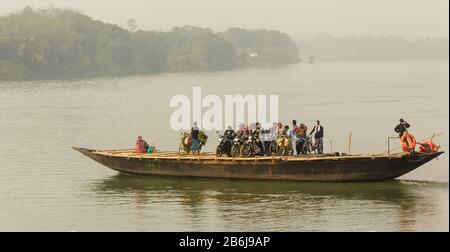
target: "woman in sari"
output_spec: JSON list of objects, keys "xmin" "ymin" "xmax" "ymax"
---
[{"xmin": 135, "ymin": 136, "xmax": 149, "ymax": 153}]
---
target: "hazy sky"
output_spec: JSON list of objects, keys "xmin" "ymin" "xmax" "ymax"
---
[{"xmin": 1, "ymin": 0, "xmax": 448, "ymax": 39}]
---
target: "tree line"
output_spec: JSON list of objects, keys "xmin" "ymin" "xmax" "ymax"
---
[{"xmin": 0, "ymin": 7, "xmax": 299, "ymax": 81}]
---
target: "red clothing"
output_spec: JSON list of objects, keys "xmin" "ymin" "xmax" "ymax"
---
[
  {"xmin": 135, "ymin": 136, "xmax": 149, "ymax": 153},
  {"xmin": 292, "ymin": 125, "xmax": 298, "ymax": 134}
]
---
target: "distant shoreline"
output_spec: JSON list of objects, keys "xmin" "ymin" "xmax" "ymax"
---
[
  {"xmin": 296, "ymin": 34, "xmax": 449, "ymax": 62},
  {"xmin": 0, "ymin": 7, "xmax": 300, "ymax": 81},
  {"xmin": 1, "ymin": 60, "xmax": 447, "ymax": 83}
]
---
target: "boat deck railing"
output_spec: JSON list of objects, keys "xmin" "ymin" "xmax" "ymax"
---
[{"xmin": 387, "ymin": 136, "xmax": 400, "ymax": 154}]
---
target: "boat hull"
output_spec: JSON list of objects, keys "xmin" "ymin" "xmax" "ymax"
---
[{"xmin": 73, "ymin": 147, "xmax": 443, "ymax": 182}]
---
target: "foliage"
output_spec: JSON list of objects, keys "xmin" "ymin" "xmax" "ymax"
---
[
  {"xmin": 0, "ymin": 7, "xmax": 299, "ymax": 80},
  {"xmin": 179, "ymin": 132, "xmax": 190, "ymax": 154},
  {"xmin": 168, "ymin": 26, "xmax": 236, "ymax": 71},
  {"xmin": 198, "ymin": 131, "xmax": 208, "ymax": 147},
  {"xmin": 179, "ymin": 131, "xmax": 208, "ymax": 154}
]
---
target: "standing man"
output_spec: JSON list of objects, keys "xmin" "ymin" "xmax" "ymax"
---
[
  {"xmin": 291, "ymin": 120, "xmax": 299, "ymax": 155},
  {"xmin": 309, "ymin": 120, "xmax": 324, "ymax": 154},
  {"xmin": 394, "ymin": 118, "xmax": 410, "ymax": 137}
]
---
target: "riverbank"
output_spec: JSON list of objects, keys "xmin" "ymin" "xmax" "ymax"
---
[{"xmin": 0, "ymin": 7, "xmax": 299, "ymax": 81}]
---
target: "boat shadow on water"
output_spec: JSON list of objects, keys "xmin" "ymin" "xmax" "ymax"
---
[{"xmin": 88, "ymin": 173, "xmax": 447, "ymax": 206}]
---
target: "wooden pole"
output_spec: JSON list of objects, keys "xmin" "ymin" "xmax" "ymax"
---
[
  {"xmin": 348, "ymin": 132, "xmax": 352, "ymax": 155},
  {"xmin": 388, "ymin": 137, "xmax": 390, "ymax": 154}
]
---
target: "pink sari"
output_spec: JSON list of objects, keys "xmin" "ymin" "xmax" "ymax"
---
[{"xmin": 135, "ymin": 136, "xmax": 148, "ymax": 153}]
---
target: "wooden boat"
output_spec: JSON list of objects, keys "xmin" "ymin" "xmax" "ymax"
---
[{"xmin": 73, "ymin": 147, "xmax": 443, "ymax": 182}]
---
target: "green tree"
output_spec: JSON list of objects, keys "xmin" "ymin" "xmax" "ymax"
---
[{"xmin": 0, "ymin": 7, "xmax": 300, "ymax": 81}]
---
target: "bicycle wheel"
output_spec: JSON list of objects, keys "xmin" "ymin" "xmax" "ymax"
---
[
  {"xmin": 309, "ymin": 141, "xmax": 316, "ymax": 154},
  {"xmin": 178, "ymin": 143, "xmax": 186, "ymax": 155},
  {"xmin": 303, "ymin": 144, "xmax": 308, "ymax": 154},
  {"xmin": 216, "ymin": 146, "xmax": 222, "ymax": 157}
]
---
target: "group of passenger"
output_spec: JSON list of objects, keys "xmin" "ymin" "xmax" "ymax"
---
[
  {"xmin": 134, "ymin": 120, "xmax": 325, "ymax": 156},
  {"xmin": 220, "ymin": 120, "xmax": 325, "ymax": 156},
  {"xmin": 275, "ymin": 119, "xmax": 325, "ymax": 155}
]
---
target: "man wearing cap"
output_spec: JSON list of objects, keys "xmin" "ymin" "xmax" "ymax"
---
[{"xmin": 309, "ymin": 120, "xmax": 324, "ymax": 154}]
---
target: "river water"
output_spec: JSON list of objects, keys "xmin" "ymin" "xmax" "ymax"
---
[{"xmin": 0, "ymin": 61, "xmax": 448, "ymax": 231}]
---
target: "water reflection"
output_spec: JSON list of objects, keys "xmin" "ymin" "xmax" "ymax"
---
[
  {"xmin": 92, "ymin": 174, "xmax": 415, "ymax": 201},
  {"xmin": 87, "ymin": 174, "xmax": 448, "ymax": 231}
]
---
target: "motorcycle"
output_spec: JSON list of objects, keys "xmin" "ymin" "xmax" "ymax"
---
[
  {"xmin": 240, "ymin": 133, "xmax": 263, "ymax": 157},
  {"xmin": 215, "ymin": 131, "xmax": 232, "ymax": 157},
  {"xmin": 231, "ymin": 134, "xmax": 246, "ymax": 157},
  {"xmin": 270, "ymin": 135, "xmax": 292, "ymax": 156}
]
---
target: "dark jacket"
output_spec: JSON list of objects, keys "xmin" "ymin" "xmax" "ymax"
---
[
  {"xmin": 191, "ymin": 127, "xmax": 199, "ymax": 140},
  {"xmin": 394, "ymin": 122, "xmax": 410, "ymax": 136},
  {"xmin": 224, "ymin": 130, "xmax": 236, "ymax": 140},
  {"xmin": 309, "ymin": 125, "xmax": 324, "ymax": 138}
]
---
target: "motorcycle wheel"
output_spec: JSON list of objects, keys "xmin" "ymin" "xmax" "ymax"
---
[
  {"xmin": 277, "ymin": 145, "xmax": 285, "ymax": 156},
  {"xmin": 268, "ymin": 142, "xmax": 277, "ymax": 156},
  {"xmin": 216, "ymin": 146, "xmax": 222, "ymax": 157},
  {"xmin": 231, "ymin": 145, "xmax": 240, "ymax": 157},
  {"xmin": 240, "ymin": 143, "xmax": 252, "ymax": 157}
]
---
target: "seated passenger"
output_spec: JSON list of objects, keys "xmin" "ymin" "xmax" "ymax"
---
[
  {"xmin": 236, "ymin": 123, "xmax": 245, "ymax": 138},
  {"xmin": 249, "ymin": 122, "xmax": 261, "ymax": 137},
  {"xmin": 275, "ymin": 122, "xmax": 283, "ymax": 136},
  {"xmin": 135, "ymin": 136, "xmax": 149, "ymax": 153},
  {"xmin": 276, "ymin": 125, "xmax": 291, "ymax": 147},
  {"xmin": 243, "ymin": 124, "xmax": 250, "ymax": 135},
  {"xmin": 224, "ymin": 126, "xmax": 236, "ymax": 145},
  {"xmin": 280, "ymin": 125, "xmax": 290, "ymax": 137},
  {"xmin": 224, "ymin": 126, "xmax": 235, "ymax": 138}
]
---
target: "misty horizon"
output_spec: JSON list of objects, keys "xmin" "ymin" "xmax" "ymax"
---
[{"xmin": 1, "ymin": 0, "xmax": 448, "ymax": 40}]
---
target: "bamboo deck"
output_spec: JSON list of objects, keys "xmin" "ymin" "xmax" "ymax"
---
[{"xmin": 92, "ymin": 149, "xmax": 407, "ymax": 162}]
